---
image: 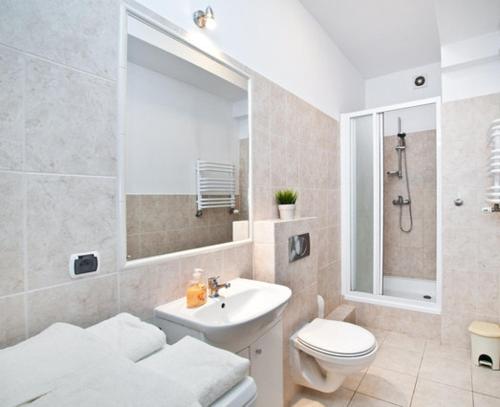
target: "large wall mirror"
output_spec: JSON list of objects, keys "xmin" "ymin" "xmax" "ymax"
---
[{"xmin": 123, "ymin": 16, "xmax": 250, "ymax": 261}]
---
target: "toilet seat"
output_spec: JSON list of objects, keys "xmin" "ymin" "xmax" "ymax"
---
[{"xmin": 296, "ymin": 318, "xmax": 376, "ymax": 358}]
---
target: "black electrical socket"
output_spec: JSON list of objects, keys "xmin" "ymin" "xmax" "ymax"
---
[{"xmin": 74, "ymin": 253, "xmax": 99, "ymax": 275}]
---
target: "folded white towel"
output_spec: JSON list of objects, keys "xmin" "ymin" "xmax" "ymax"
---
[
  {"xmin": 86, "ymin": 312, "xmax": 166, "ymax": 362},
  {"xmin": 138, "ymin": 336, "xmax": 250, "ymax": 407},
  {"xmin": 0, "ymin": 323, "xmax": 114, "ymax": 407},
  {"xmin": 27, "ymin": 350, "xmax": 200, "ymax": 407}
]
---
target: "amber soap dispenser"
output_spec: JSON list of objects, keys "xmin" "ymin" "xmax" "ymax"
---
[{"xmin": 186, "ymin": 268, "xmax": 207, "ymax": 308}]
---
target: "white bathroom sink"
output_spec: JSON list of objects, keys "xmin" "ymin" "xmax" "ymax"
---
[{"xmin": 155, "ymin": 278, "xmax": 292, "ymax": 351}]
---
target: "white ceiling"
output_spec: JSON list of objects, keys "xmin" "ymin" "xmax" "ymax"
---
[
  {"xmin": 300, "ymin": 0, "xmax": 442, "ymax": 78},
  {"xmin": 434, "ymin": 0, "xmax": 500, "ymax": 44}
]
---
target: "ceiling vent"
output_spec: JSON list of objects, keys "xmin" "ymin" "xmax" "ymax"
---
[{"xmin": 413, "ymin": 74, "xmax": 427, "ymax": 89}]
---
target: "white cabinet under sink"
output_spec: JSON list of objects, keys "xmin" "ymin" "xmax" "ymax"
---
[
  {"xmin": 153, "ymin": 279, "xmax": 290, "ymax": 407},
  {"xmin": 240, "ymin": 320, "xmax": 283, "ymax": 407},
  {"xmin": 157, "ymin": 316, "xmax": 283, "ymax": 407}
]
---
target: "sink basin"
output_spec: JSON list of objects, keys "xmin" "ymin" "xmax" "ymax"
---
[{"xmin": 155, "ymin": 278, "xmax": 292, "ymax": 352}]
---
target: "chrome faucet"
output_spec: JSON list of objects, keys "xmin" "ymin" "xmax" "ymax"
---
[{"xmin": 208, "ymin": 276, "xmax": 231, "ymax": 298}]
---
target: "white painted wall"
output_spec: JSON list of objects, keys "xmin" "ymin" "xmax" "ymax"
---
[
  {"xmin": 136, "ymin": 0, "xmax": 365, "ymax": 118},
  {"xmin": 365, "ymin": 62, "xmax": 442, "ymax": 109},
  {"xmin": 383, "ymin": 105, "xmax": 436, "ymax": 136},
  {"xmin": 441, "ymin": 31, "xmax": 500, "ymax": 102},
  {"xmin": 126, "ymin": 62, "xmax": 242, "ymax": 195}
]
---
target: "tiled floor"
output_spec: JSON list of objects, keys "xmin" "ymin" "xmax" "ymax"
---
[{"xmin": 290, "ymin": 329, "xmax": 500, "ymax": 407}]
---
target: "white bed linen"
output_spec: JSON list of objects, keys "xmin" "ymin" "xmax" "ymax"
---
[{"xmin": 86, "ymin": 313, "xmax": 166, "ymax": 362}]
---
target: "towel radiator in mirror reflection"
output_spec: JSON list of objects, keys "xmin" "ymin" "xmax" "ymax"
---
[
  {"xmin": 484, "ymin": 118, "xmax": 500, "ymax": 213},
  {"xmin": 196, "ymin": 160, "xmax": 236, "ymax": 217}
]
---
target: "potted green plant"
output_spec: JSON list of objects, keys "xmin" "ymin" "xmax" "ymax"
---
[{"xmin": 275, "ymin": 189, "xmax": 298, "ymax": 220}]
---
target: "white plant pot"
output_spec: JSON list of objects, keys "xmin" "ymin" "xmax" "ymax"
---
[{"xmin": 278, "ymin": 204, "xmax": 296, "ymax": 220}]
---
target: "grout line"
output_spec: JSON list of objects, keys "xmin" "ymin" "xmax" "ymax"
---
[
  {"xmin": 0, "ymin": 169, "xmax": 117, "ymax": 180},
  {"xmin": 21, "ymin": 49, "xmax": 29, "ymax": 340},
  {"xmin": 346, "ymin": 388, "xmax": 356, "ymax": 406},
  {"xmin": 0, "ymin": 42, "xmax": 117, "ymax": 84},
  {"xmin": 353, "ymin": 389, "xmax": 404, "ymax": 406},
  {"xmin": 0, "ymin": 272, "xmax": 120, "ymax": 302},
  {"xmin": 409, "ymin": 339, "xmax": 428, "ymax": 406},
  {"xmin": 22, "ymin": 174, "xmax": 28, "ymax": 338}
]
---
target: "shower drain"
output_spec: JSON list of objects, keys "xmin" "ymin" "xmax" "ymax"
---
[{"xmin": 423, "ymin": 295, "xmax": 432, "ymax": 300}]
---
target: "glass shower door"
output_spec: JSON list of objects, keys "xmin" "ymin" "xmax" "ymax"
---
[{"xmin": 349, "ymin": 114, "xmax": 381, "ymax": 294}]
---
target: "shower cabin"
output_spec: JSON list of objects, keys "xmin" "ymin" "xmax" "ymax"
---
[{"xmin": 340, "ymin": 98, "xmax": 441, "ymax": 313}]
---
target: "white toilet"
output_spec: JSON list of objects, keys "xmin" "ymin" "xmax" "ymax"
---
[{"xmin": 290, "ymin": 318, "xmax": 378, "ymax": 393}]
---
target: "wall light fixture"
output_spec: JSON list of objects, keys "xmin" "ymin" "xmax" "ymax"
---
[{"xmin": 193, "ymin": 6, "xmax": 216, "ymax": 29}]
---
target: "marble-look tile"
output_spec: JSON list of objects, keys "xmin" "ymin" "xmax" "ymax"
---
[
  {"xmin": 251, "ymin": 74, "xmax": 271, "ymax": 132},
  {"xmin": 473, "ymin": 393, "xmax": 500, "ymax": 407},
  {"xmin": 364, "ymin": 327, "xmax": 390, "ymax": 346},
  {"xmin": 423, "ymin": 340, "xmax": 471, "ymax": 363},
  {"xmin": 0, "ymin": 0, "xmax": 119, "ymax": 79},
  {"xmin": 252, "ymin": 126, "xmax": 270, "ymax": 188},
  {"xmin": 419, "ymin": 353, "xmax": 472, "ymax": 390},
  {"xmin": 253, "ymin": 220, "xmax": 275, "ymax": 244},
  {"xmin": 342, "ymin": 369, "xmax": 367, "ymax": 391},
  {"xmin": 290, "ymin": 387, "xmax": 353, "ymax": 407},
  {"xmin": 119, "ymin": 260, "xmax": 181, "ymax": 321},
  {"xmin": 383, "ymin": 332, "xmax": 426, "ymax": 354},
  {"xmin": 349, "ymin": 393, "xmax": 397, "ymax": 407},
  {"xmin": 358, "ymin": 366, "xmax": 417, "ymax": 407},
  {"xmin": 25, "ymin": 58, "xmax": 116, "ymax": 175},
  {"xmin": 0, "ymin": 46, "xmax": 24, "ymax": 171},
  {"xmin": 126, "ymin": 195, "xmax": 142, "ymax": 235},
  {"xmin": 253, "ymin": 186, "xmax": 274, "ymax": 220},
  {"xmin": 372, "ymin": 344, "xmax": 423, "ymax": 375},
  {"xmin": 0, "ymin": 294, "xmax": 26, "ymax": 348},
  {"xmin": 472, "ymin": 366, "xmax": 500, "ymax": 399},
  {"xmin": 0, "ymin": 172, "xmax": 25, "ymax": 296},
  {"xmin": 254, "ymin": 243, "xmax": 277, "ymax": 284},
  {"xmin": 222, "ymin": 243, "xmax": 253, "ymax": 281},
  {"xmin": 27, "ymin": 275, "xmax": 118, "ymax": 336},
  {"xmin": 178, "ymin": 251, "xmax": 224, "ymax": 290},
  {"xmin": 411, "ymin": 378, "xmax": 473, "ymax": 407},
  {"xmin": 26, "ymin": 175, "xmax": 116, "ymax": 289}
]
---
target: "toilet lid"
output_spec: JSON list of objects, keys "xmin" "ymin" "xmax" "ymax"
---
[{"xmin": 297, "ymin": 319, "xmax": 376, "ymax": 357}]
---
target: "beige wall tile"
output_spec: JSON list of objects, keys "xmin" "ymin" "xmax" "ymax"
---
[
  {"xmin": 0, "ymin": 0, "xmax": 119, "ymax": 79},
  {"xmin": 222, "ymin": 243, "xmax": 253, "ymax": 281},
  {"xmin": 0, "ymin": 295, "xmax": 26, "ymax": 349},
  {"xmin": 0, "ymin": 45, "xmax": 24, "ymax": 171},
  {"xmin": 26, "ymin": 175, "xmax": 116, "ymax": 289},
  {"xmin": 383, "ymin": 130, "xmax": 436, "ymax": 280},
  {"xmin": 25, "ymin": 58, "xmax": 116, "ymax": 176},
  {"xmin": 119, "ymin": 260, "xmax": 181, "ymax": 321},
  {"xmin": 27, "ymin": 275, "xmax": 118, "ymax": 336},
  {"xmin": 0, "ymin": 172, "xmax": 24, "ymax": 296}
]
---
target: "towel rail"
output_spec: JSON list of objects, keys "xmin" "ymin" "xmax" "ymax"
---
[
  {"xmin": 196, "ymin": 160, "xmax": 236, "ymax": 217},
  {"xmin": 484, "ymin": 118, "xmax": 500, "ymax": 212}
]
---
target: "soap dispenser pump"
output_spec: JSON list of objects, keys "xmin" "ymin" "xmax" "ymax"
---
[{"xmin": 186, "ymin": 268, "xmax": 207, "ymax": 308}]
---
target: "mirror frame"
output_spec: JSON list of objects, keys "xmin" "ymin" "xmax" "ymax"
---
[{"xmin": 117, "ymin": 4, "xmax": 253, "ymax": 270}]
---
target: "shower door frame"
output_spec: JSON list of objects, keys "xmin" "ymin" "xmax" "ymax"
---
[{"xmin": 340, "ymin": 97, "xmax": 442, "ymax": 314}]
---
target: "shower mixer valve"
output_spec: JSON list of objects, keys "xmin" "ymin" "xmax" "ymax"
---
[{"xmin": 392, "ymin": 195, "xmax": 410, "ymax": 206}]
